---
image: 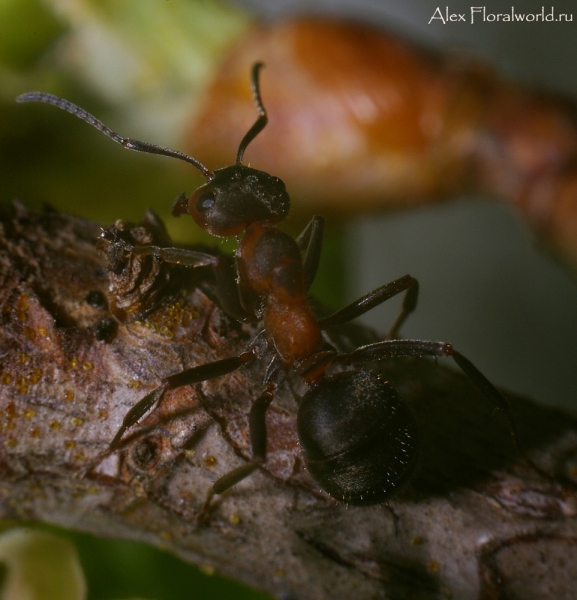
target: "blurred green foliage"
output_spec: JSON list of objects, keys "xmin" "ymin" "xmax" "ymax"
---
[
  {"xmin": 0, "ymin": 523, "xmax": 271, "ymax": 599},
  {"xmin": 0, "ymin": 0, "xmax": 66, "ymax": 71},
  {"xmin": 71, "ymin": 528, "xmax": 271, "ymax": 600}
]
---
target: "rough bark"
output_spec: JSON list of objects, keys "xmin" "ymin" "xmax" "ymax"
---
[{"xmin": 0, "ymin": 201, "xmax": 576, "ymax": 600}]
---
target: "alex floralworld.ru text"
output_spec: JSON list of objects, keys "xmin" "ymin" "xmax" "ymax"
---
[{"xmin": 429, "ymin": 6, "xmax": 572, "ymax": 24}]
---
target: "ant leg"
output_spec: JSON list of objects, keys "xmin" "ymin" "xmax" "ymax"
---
[
  {"xmin": 296, "ymin": 216, "xmax": 326, "ymax": 291},
  {"xmin": 111, "ymin": 353, "xmax": 254, "ymax": 449},
  {"xmin": 339, "ymin": 339, "xmax": 545, "ymax": 475},
  {"xmin": 82, "ymin": 352, "xmax": 255, "ymax": 474},
  {"xmin": 102, "ymin": 230, "xmax": 252, "ymax": 321},
  {"xmin": 295, "ymin": 216, "xmax": 323, "ymax": 250},
  {"xmin": 211, "ymin": 256, "xmax": 254, "ymax": 322},
  {"xmin": 101, "ymin": 230, "xmax": 219, "ymax": 268},
  {"xmin": 199, "ymin": 384, "xmax": 275, "ymax": 522},
  {"xmin": 387, "ymin": 280, "xmax": 419, "ymax": 339},
  {"xmin": 318, "ymin": 275, "xmax": 419, "ymax": 337}
]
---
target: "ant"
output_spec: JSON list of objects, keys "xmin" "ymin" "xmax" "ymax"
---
[{"xmin": 17, "ymin": 63, "xmax": 539, "ymax": 514}]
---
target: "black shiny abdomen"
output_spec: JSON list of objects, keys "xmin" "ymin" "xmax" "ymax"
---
[{"xmin": 297, "ymin": 370, "xmax": 419, "ymax": 505}]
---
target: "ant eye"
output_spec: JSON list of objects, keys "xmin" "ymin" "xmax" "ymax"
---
[{"xmin": 196, "ymin": 191, "xmax": 216, "ymax": 212}]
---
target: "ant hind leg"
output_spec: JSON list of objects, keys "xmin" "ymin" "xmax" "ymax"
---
[
  {"xmin": 340, "ymin": 338, "xmax": 548, "ymax": 479},
  {"xmin": 197, "ymin": 384, "xmax": 276, "ymax": 524}
]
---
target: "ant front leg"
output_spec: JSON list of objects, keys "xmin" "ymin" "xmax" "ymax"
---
[
  {"xmin": 198, "ymin": 383, "xmax": 277, "ymax": 524},
  {"xmin": 101, "ymin": 228, "xmax": 218, "ymax": 269},
  {"xmin": 318, "ymin": 274, "xmax": 419, "ymax": 338},
  {"xmin": 101, "ymin": 228, "xmax": 252, "ymax": 322},
  {"xmin": 296, "ymin": 216, "xmax": 325, "ymax": 291},
  {"xmin": 81, "ymin": 352, "xmax": 255, "ymax": 475}
]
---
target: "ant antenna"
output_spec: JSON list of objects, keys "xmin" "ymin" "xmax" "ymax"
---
[
  {"xmin": 16, "ymin": 92, "xmax": 215, "ymax": 181},
  {"xmin": 236, "ymin": 62, "xmax": 268, "ymax": 165}
]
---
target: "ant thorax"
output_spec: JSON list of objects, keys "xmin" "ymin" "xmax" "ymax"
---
[{"xmin": 236, "ymin": 222, "xmax": 323, "ymax": 362}]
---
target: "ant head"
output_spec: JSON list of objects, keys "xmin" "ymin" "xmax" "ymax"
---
[
  {"xmin": 176, "ymin": 165, "xmax": 290, "ymax": 237},
  {"xmin": 171, "ymin": 62, "xmax": 291, "ymax": 237}
]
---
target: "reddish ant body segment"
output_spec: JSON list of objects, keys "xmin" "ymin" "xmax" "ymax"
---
[{"xmin": 18, "ymin": 64, "xmax": 536, "ymax": 511}]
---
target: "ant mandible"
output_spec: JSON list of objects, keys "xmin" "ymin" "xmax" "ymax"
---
[{"xmin": 18, "ymin": 63, "xmax": 534, "ymax": 511}]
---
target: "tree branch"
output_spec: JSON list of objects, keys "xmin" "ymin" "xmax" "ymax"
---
[{"xmin": 1, "ymin": 202, "xmax": 576, "ymax": 600}]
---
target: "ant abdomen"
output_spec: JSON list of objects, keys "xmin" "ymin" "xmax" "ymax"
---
[{"xmin": 297, "ymin": 370, "xmax": 419, "ymax": 505}]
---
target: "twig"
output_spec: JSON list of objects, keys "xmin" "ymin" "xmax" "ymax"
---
[{"xmin": 1, "ymin": 201, "xmax": 576, "ymax": 600}]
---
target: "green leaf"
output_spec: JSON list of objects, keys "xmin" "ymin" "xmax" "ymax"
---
[{"xmin": 0, "ymin": 528, "xmax": 86, "ymax": 600}]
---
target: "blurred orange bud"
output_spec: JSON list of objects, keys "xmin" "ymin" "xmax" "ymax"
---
[{"xmin": 185, "ymin": 18, "xmax": 577, "ymax": 269}]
